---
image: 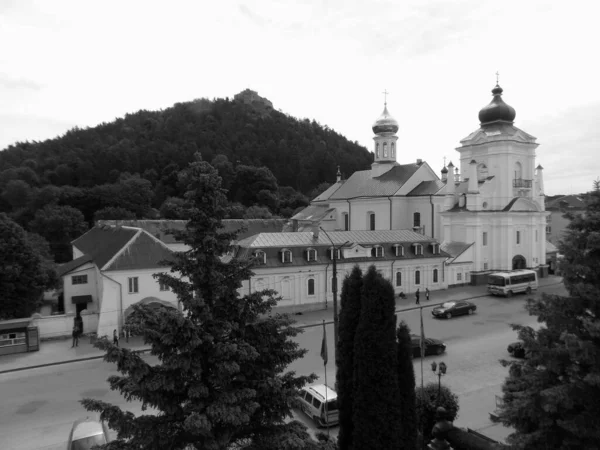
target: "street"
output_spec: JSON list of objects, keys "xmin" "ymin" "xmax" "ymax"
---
[{"xmin": 0, "ymin": 284, "xmax": 567, "ymax": 449}]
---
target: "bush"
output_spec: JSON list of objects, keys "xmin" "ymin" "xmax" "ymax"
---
[{"xmin": 416, "ymin": 383, "xmax": 459, "ymax": 441}]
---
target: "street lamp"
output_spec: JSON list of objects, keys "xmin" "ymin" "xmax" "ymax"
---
[
  {"xmin": 431, "ymin": 361, "xmax": 447, "ymax": 404},
  {"xmin": 320, "ymin": 227, "xmax": 348, "ymax": 361}
]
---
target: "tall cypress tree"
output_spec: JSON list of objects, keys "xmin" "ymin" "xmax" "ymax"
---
[
  {"xmin": 499, "ymin": 180, "xmax": 600, "ymax": 449},
  {"xmin": 336, "ymin": 265, "xmax": 363, "ymax": 450},
  {"xmin": 397, "ymin": 321, "xmax": 418, "ymax": 450},
  {"xmin": 352, "ymin": 265, "xmax": 403, "ymax": 450},
  {"xmin": 81, "ymin": 155, "xmax": 319, "ymax": 449}
]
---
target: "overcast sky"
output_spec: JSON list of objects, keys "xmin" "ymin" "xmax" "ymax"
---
[{"xmin": 1, "ymin": 0, "xmax": 599, "ymax": 196}]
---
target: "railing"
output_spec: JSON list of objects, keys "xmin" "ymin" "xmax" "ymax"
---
[{"xmin": 513, "ymin": 178, "xmax": 533, "ymax": 188}]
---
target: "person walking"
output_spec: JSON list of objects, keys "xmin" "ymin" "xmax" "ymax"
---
[
  {"xmin": 113, "ymin": 329, "xmax": 119, "ymax": 347},
  {"xmin": 71, "ymin": 326, "xmax": 79, "ymax": 347},
  {"xmin": 415, "ymin": 288, "xmax": 420, "ymax": 305},
  {"xmin": 124, "ymin": 323, "xmax": 129, "ymax": 343},
  {"xmin": 426, "ymin": 288, "xmax": 430, "ymax": 301}
]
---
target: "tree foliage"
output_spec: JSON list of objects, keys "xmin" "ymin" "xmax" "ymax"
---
[
  {"xmin": 415, "ymin": 383, "xmax": 460, "ymax": 443},
  {"xmin": 396, "ymin": 321, "xmax": 418, "ymax": 449},
  {"xmin": 352, "ymin": 265, "xmax": 402, "ymax": 450},
  {"xmin": 336, "ymin": 265, "xmax": 363, "ymax": 450},
  {"xmin": 0, "ymin": 214, "xmax": 57, "ymax": 319},
  {"xmin": 498, "ymin": 180, "xmax": 600, "ymax": 449},
  {"xmin": 80, "ymin": 155, "xmax": 325, "ymax": 449}
]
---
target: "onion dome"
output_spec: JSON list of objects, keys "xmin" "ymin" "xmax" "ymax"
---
[
  {"xmin": 372, "ymin": 105, "xmax": 399, "ymax": 134},
  {"xmin": 478, "ymin": 84, "xmax": 516, "ymax": 125},
  {"xmin": 441, "ymin": 165, "xmax": 448, "ymax": 174}
]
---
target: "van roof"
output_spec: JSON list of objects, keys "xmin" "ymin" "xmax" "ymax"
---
[
  {"xmin": 489, "ymin": 269, "xmax": 537, "ymax": 277},
  {"xmin": 304, "ymin": 384, "xmax": 337, "ymax": 401}
]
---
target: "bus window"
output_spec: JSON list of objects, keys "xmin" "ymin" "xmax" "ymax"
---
[{"xmin": 487, "ymin": 276, "xmax": 505, "ymax": 286}]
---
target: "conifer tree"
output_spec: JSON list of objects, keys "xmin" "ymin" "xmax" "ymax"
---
[
  {"xmin": 335, "ymin": 265, "xmax": 363, "ymax": 450},
  {"xmin": 397, "ymin": 321, "xmax": 418, "ymax": 450},
  {"xmin": 81, "ymin": 155, "xmax": 319, "ymax": 449},
  {"xmin": 352, "ymin": 265, "xmax": 402, "ymax": 450},
  {"xmin": 499, "ymin": 180, "xmax": 600, "ymax": 449}
]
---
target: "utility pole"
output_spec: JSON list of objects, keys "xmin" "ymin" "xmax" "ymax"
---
[{"xmin": 320, "ymin": 227, "xmax": 348, "ymax": 362}]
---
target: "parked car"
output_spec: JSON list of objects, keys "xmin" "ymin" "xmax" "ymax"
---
[
  {"xmin": 410, "ymin": 334, "xmax": 446, "ymax": 357},
  {"xmin": 507, "ymin": 341, "xmax": 527, "ymax": 358},
  {"xmin": 297, "ymin": 384, "xmax": 339, "ymax": 427},
  {"xmin": 67, "ymin": 417, "xmax": 110, "ymax": 450},
  {"xmin": 432, "ymin": 301, "xmax": 477, "ymax": 319}
]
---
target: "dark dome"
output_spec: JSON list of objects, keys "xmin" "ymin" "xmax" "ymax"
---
[
  {"xmin": 478, "ymin": 85, "xmax": 516, "ymax": 125},
  {"xmin": 441, "ymin": 166, "xmax": 448, "ymax": 174},
  {"xmin": 372, "ymin": 105, "xmax": 399, "ymax": 134}
]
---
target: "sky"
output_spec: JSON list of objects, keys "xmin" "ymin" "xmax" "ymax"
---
[{"xmin": 1, "ymin": 0, "xmax": 599, "ymax": 196}]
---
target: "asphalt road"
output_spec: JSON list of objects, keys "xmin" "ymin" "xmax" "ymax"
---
[{"xmin": 0, "ymin": 284, "xmax": 567, "ymax": 449}]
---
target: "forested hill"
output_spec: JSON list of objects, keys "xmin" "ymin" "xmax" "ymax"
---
[{"xmin": 0, "ymin": 90, "xmax": 372, "ymax": 261}]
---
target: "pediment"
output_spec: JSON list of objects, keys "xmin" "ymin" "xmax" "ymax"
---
[
  {"xmin": 505, "ymin": 197, "xmax": 540, "ymax": 212},
  {"xmin": 343, "ymin": 244, "xmax": 368, "ymax": 259}
]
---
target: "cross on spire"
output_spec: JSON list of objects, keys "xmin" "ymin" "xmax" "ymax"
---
[
  {"xmin": 383, "ymin": 89, "xmax": 389, "ymax": 106},
  {"xmin": 443, "ymin": 156, "xmax": 447, "ymax": 167},
  {"xmin": 496, "ymin": 71, "xmax": 500, "ymax": 85}
]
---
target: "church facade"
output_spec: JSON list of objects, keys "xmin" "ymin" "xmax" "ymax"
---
[{"xmin": 292, "ymin": 83, "xmax": 549, "ymax": 285}]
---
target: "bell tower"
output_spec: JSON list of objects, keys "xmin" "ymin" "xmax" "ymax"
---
[{"xmin": 371, "ymin": 90, "xmax": 399, "ymax": 177}]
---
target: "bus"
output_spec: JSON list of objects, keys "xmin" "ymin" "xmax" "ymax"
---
[{"xmin": 487, "ymin": 269, "xmax": 538, "ymax": 297}]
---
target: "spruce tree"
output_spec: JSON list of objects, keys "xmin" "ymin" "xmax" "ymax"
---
[
  {"xmin": 352, "ymin": 265, "xmax": 402, "ymax": 450},
  {"xmin": 397, "ymin": 321, "xmax": 418, "ymax": 450},
  {"xmin": 81, "ymin": 155, "xmax": 318, "ymax": 449},
  {"xmin": 499, "ymin": 180, "xmax": 600, "ymax": 449},
  {"xmin": 335, "ymin": 265, "xmax": 363, "ymax": 450}
]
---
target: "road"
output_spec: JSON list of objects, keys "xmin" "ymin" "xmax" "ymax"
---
[{"xmin": 0, "ymin": 284, "xmax": 567, "ymax": 449}]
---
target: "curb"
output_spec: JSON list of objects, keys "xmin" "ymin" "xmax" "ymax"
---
[{"xmin": 0, "ymin": 348, "xmax": 152, "ymax": 375}]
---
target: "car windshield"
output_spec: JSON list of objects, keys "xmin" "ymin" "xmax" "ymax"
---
[
  {"xmin": 441, "ymin": 302, "xmax": 455, "ymax": 309},
  {"xmin": 488, "ymin": 275, "xmax": 506, "ymax": 286},
  {"xmin": 71, "ymin": 434, "xmax": 106, "ymax": 450},
  {"xmin": 325, "ymin": 399, "xmax": 338, "ymax": 411}
]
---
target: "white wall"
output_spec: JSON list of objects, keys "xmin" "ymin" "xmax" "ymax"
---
[
  {"xmin": 62, "ymin": 262, "xmax": 101, "ymax": 315},
  {"xmin": 31, "ymin": 311, "xmax": 99, "ymax": 340}
]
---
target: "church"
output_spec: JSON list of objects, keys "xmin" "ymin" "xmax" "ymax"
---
[{"xmin": 290, "ymin": 82, "xmax": 549, "ymax": 286}]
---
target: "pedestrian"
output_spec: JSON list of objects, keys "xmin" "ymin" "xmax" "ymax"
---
[
  {"xmin": 124, "ymin": 323, "xmax": 129, "ymax": 343},
  {"xmin": 426, "ymin": 288, "xmax": 430, "ymax": 301},
  {"xmin": 113, "ymin": 329, "xmax": 119, "ymax": 347},
  {"xmin": 415, "ymin": 288, "xmax": 420, "ymax": 305},
  {"xmin": 71, "ymin": 326, "xmax": 79, "ymax": 347}
]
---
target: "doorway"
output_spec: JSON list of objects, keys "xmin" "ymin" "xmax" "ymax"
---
[{"xmin": 512, "ymin": 255, "xmax": 526, "ymax": 270}]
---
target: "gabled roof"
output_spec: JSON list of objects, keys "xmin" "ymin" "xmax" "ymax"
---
[
  {"xmin": 291, "ymin": 205, "xmax": 336, "ymax": 222},
  {"xmin": 327, "ymin": 163, "xmax": 421, "ymax": 199},
  {"xmin": 72, "ymin": 226, "xmax": 139, "ymax": 269},
  {"xmin": 546, "ymin": 195, "xmax": 586, "ymax": 210},
  {"xmin": 57, "ymin": 254, "xmax": 93, "ymax": 277},
  {"xmin": 106, "ymin": 230, "xmax": 174, "ymax": 271},
  {"xmin": 312, "ymin": 181, "xmax": 344, "ymax": 202},
  {"xmin": 407, "ymin": 180, "xmax": 445, "ymax": 196},
  {"xmin": 546, "ymin": 241, "xmax": 558, "ymax": 253},
  {"xmin": 441, "ymin": 241, "xmax": 473, "ymax": 259}
]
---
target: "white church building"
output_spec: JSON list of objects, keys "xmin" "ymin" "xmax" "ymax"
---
[{"xmin": 291, "ymin": 82, "xmax": 549, "ymax": 286}]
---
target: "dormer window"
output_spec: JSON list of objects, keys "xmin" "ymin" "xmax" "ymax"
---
[
  {"xmin": 431, "ymin": 243, "xmax": 440, "ymax": 255},
  {"xmin": 393, "ymin": 244, "xmax": 405, "ymax": 257},
  {"xmin": 281, "ymin": 249, "xmax": 292, "ymax": 263},
  {"xmin": 328, "ymin": 247, "xmax": 341, "ymax": 260},
  {"xmin": 253, "ymin": 250, "xmax": 267, "ymax": 265},
  {"xmin": 306, "ymin": 248, "xmax": 317, "ymax": 262},
  {"xmin": 371, "ymin": 245, "xmax": 384, "ymax": 258},
  {"xmin": 412, "ymin": 243, "xmax": 423, "ymax": 256}
]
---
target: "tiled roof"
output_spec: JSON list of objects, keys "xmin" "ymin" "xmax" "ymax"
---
[
  {"xmin": 291, "ymin": 205, "xmax": 336, "ymax": 222},
  {"xmin": 57, "ymin": 254, "xmax": 93, "ymax": 277},
  {"xmin": 312, "ymin": 181, "xmax": 344, "ymax": 201},
  {"xmin": 221, "ymin": 219, "xmax": 288, "ymax": 240},
  {"xmin": 72, "ymin": 226, "xmax": 138, "ymax": 269},
  {"xmin": 407, "ymin": 180, "xmax": 445, "ymax": 196},
  {"xmin": 546, "ymin": 195, "xmax": 586, "ymax": 210},
  {"xmin": 328, "ymin": 163, "xmax": 421, "ymax": 199},
  {"xmin": 106, "ymin": 230, "xmax": 174, "ymax": 271},
  {"xmin": 441, "ymin": 241, "xmax": 473, "ymax": 259},
  {"xmin": 237, "ymin": 230, "xmax": 437, "ymax": 249}
]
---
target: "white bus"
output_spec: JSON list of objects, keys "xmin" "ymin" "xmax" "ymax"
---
[{"xmin": 487, "ymin": 269, "xmax": 538, "ymax": 297}]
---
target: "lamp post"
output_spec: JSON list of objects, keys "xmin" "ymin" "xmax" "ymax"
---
[
  {"xmin": 320, "ymin": 227, "xmax": 348, "ymax": 361},
  {"xmin": 431, "ymin": 361, "xmax": 447, "ymax": 404}
]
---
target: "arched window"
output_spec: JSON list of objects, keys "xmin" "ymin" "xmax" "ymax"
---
[
  {"xmin": 253, "ymin": 250, "xmax": 266, "ymax": 265},
  {"xmin": 371, "ymin": 245, "xmax": 384, "ymax": 257},
  {"xmin": 383, "ymin": 142, "xmax": 388, "ymax": 158},
  {"xmin": 307, "ymin": 278, "xmax": 315, "ymax": 296},
  {"xmin": 281, "ymin": 249, "xmax": 292, "ymax": 263},
  {"xmin": 394, "ymin": 244, "xmax": 404, "ymax": 257},
  {"xmin": 413, "ymin": 212, "xmax": 421, "ymax": 228},
  {"xmin": 328, "ymin": 247, "xmax": 341, "ymax": 260},
  {"xmin": 396, "ymin": 271, "xmax": 402, "ymax": 287},
  {"xmin": 343, "ymin": 212, "xmax": 349, "ymax": 231},
  {"xmin": 514, "ymin": 161, "xmax": 522, "ymax": 181},
  {"xmin": 433, "ymin": 268, "xmax": 439, "ymax": 283},
  {"xmin": 391, "ymin": 142, "xmax": 395, "ymax": 158},
  {"xmin": 369, "ymin": 212, "xmax": 376, "ymax": 230},
  {"xmin": 375, "ymin": 143, "xmax": 380, "ymax": 158},
  {"xmin": 306, "ymin": 248, "xmax": 317, "ymax": 261},
  {"xmin": 415, "ymin": 270, "xmax": 421, "ymax": 285}
]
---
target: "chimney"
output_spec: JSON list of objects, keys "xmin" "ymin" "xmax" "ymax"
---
[
  {"xmin": 468, "ymin": 160, "xmax": 479, "ymax": 193},
  {"xmin": 416, "ymin": 159, "xmax": 423, "ymax": 165},
  {"xmin": 312, "ymin": 223, "xmax": 320, "ymax": 240},
  {"xmin": 336, "ymin": 165, "xmax": 342, "ymax": 182}
]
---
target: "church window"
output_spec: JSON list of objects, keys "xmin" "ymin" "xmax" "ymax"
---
[
  {"xmin": 369, "ymin": 212, "xmax": 376, "ymax": 230},
  {"xmin": 431, "ymin": 243, "xmax": 440, "ymax": 254},
  {"xmin": 383, "ymin": 142, "xmax": 388, "ymax": 157},
  {"xmin": 281, "ymin": 249, "xmax": 292, "ymax": 263},
  {"xmin": 396, "ymin": 271, "xmax": 402, "ymax": 287},
  {"xmin": 371, "ymin": 245, "xmax": 384, "ymax": 257},
  {"xmin": 253, "ymin": 250, "xmax": 267, "ymax": 265},
  {"xmin": 413, "ymin": 212, "xmax": 421, "ymax": 228},
  {"xmin": 415, "ymin": 270, "xmax": 421, "ymax": 285},
  {"xmin": 306, "ymin": 248, "xmax": 317, "ymax": 261},
  {"xmin": 482, "ymin": 232, "xmax": 488, "ymax": 246},
  {"xmin": 516, "ymin": 231, "xmax": 521, "ymax": 245},
  {"xmin": 412, "ymin": 243, "xmax": 423, "ymax": 255},
  {"xmin": 391, "ymin": 142, "xmax": 395, "ymax": 158},
  {"xmin": 328, "ymin": 247, "xmax": 341, "ymax": 260},
  {"xmin": 394, "ymin": 244, "xmax": 404, "ymax": 257},
  {"xmin": 375, "ymin": 143, "xmax": 380, "ymax": 158},
  {"xmin": 514, "ymin": 161, "xmax": 523, "ymax": 181},
  {"xmin": 433, "ymin": 268, "xmax": 439, "ymax": 283},
  {"xmin": 343, "ymin": 212, "xmax": 349, "ymax": 231},
  {"xmin": 307, "ymin": 278, "xmax": 315, "ymax": 296}
]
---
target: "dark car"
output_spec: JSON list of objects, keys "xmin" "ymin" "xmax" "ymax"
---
[
  {"xmin": 507, "ymin": 341, "xmax": 527, "ymax": 358},
  {"xmin": 410, "ymin": 334, "xmax": 446, "ymax": 357},
  {"xmin": 432, "ymin": 301, "xmax": 477, "ymax": 319},
  {"xmin": 67, "ymin": 417, "xmax": 110, "ymax": 450}
]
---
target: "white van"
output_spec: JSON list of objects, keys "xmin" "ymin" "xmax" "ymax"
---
[
  {"xmin": 487, "ymin": 269, "xmax": 538, "ymax": 297},
  {"xmin": 297, "ymin": 384, "xmax": 339, "ymax": 427}
]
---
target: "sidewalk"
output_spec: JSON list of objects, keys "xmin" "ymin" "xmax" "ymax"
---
[{"xmin": 0, "ymin": 276, "xmax": 563, "ymax": 375}]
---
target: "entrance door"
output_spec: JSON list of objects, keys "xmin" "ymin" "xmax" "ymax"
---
[{"xmin": 512, "ymin": 255, "xmax": 526, "ymax": 270}]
